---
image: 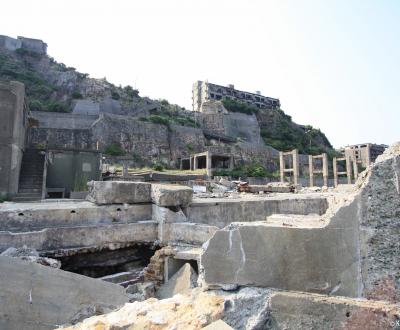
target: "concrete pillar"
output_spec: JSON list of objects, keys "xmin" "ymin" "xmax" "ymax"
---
[
  {"xmin": 189, "ymin": 157, "xmax": 193, "ymax": 171},
  {"xmin": 308, "ymin": 155, "xmax": 314, "ymax": 187},
  {"xmin": 206, "ymin": 152, "xmax": 212, "ymax": 177},
  {"xmin": 365, "ymin": 144, "xmax": 371, "ymax": 167},
  {"xmin": 322, "ymin": 153, "xmax": 328, "ymax": 187},
  {"xmin": 333, "ymin": 157, "xmax": 338, "ymax": 187},
  {"xmin": 352, "ymin": 155, "xmax": 359, "ymax": 180},
  {"xmin": 193, "ymin": 156, "xmax": 198, "ymax": 170},
  {"xmin": 122, "ymin": 163, "xmax": 129, "ymax": 177},
  {"xmin": 279, "ymin": 152, "xmax": 284, "ymax": 183},
  {"xmin": 292, "ymin": 149, "xmax": 299, "ymax": 186},
  {"xmin": 229, "ymin": 156, "xmax": 234, "ymax": 170},
  {"xmin": 346, "ymin": 155, "xmax": 352, "ymax": 184}
]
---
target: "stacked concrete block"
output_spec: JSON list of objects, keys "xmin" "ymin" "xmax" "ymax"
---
[
  {"xmin": 87, "ymin": 181, "xmax": 151, "ymax": 205},
  {"xmin": 151, "ymin": 184, "xmax": 193, "ymax": 207}
]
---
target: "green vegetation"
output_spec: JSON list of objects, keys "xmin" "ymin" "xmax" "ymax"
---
[
  {"xmin": 73, "ymin": 174, "xmax": 88, "ymax": 191},
  {"xmin": 111, "ymin": 90, "xmax": 120, "ymax": 100},
  {"xmin": 72, "ymin": 91, "xmax": 83, "ymax": 99},
  {"xmin": 222, "ymin": 98, "xmax": 259, "ymax": 115},
  {"xmin": 0, "ymin": 52, "xmax": 70, "ymax": 112},
  {"xmin": 152, "ymin": 162, "xmax": 164, "ymax": 171},
  {"xmin": 104, "ymin": 143, "xmax": 125, "ymax": 156},
  {"xmin": 260, "ymin": 117, "xmax": 333, "ymax": 155},
  {"xmin": 186, "ymin": 143, "xmax": 194, "ymax": 152},
  {"xmin": 148, "ymin": 115, "xmax": 170, "ymax": 126},
  {"xmin": 214, "ymin": 163, "xmax": 277, "ymax": 178}
]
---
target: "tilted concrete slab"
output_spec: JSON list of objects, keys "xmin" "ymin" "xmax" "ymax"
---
[
  {"xmin": 0, "ymin": 256, "xmax": 129, "ymax": 330},
  {"xmin": 151, "ymin": 183, "xmax": 193, "ymax": 207}
]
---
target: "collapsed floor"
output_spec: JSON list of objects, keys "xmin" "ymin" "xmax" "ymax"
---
[{"xmin": 0, "ymin": 144, "xmax": 400, "ymax": 329}]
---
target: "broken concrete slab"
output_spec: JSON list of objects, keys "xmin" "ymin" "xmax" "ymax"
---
[
  {"xmin": 156, "ymin": 263, "xmax": 198, "ymax": 299},
  {"xmin": 0, "ymin": 256, "xmax": 128, "ymax": 330},
  {"xmin": 87, "ymin": 181, "xmax": 151, "ymax": 205},
  {"xmin": 1, "ymin": 246, "xmax": 61, "ymax": 268},
  {"xmin": 151, "ymin": 183, "xmax": 193, "ymax": 207}
]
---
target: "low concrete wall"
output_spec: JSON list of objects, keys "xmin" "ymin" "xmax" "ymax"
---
[
  {"xmin": 187, "ymin": 196, "xmax": 329, "ymax": 228},
  {"xmin": 0, "ymin": 256, "xmax": 128, "ymax": 330},
  {"xmin": 0, "ymin": 222, "xmax": 158, "ymax": 252},
  {"xmin": 0, "ymin": 201, "xmax": 152, "ymax": 232},
  {"xmin": 164, "ymin": 223, "xmax": 218, "ymax": 246}
]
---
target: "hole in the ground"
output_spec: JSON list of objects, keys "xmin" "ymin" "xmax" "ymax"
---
[
  {"xmin": 52, "ymin": 245, "xmax": 159, "ymax": 286},
  {"xmin": 116, "ymin": 208, "xmax": 122, "ymax": 212},
  {"xmin": 70, "ymin": 210, "xmax": 76, "ymax": 214},
  {"xmin": 18, "ymin": 212, "xmax": 24, "ymax": 216},
  {"xmin": 346, "ymin": 311, "xmax": 351, "ymax": 317}
]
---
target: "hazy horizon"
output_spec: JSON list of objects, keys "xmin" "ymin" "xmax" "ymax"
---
[{"xmin": 1, "ymin": 0, "xmax": 399, "ymax": 148}]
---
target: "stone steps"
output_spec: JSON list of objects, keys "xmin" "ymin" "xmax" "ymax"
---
[{"xmin": 100, "ymin": 269, "xmax": 143, "ymax": 287}]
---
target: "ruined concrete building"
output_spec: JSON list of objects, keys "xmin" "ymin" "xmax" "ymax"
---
[
  {"xmin": 0, "ymin": 35, "xmax": 47, "ymax": 54},
  {"xmin": 338, "ymin": 143, "xmax": 387, "ymax": 168},
  {"xmin": 192, "ymin": 80, "xmax": 280, "ymax": 112}
]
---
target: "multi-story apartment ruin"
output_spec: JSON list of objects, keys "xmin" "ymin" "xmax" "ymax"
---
[
  {"xmin": 192, "ymin": 80, "xmax": 280, "ymax": 112},
  {"xmin": 338, "ymin": 143, "xmax": 388, "ymax": 167}
]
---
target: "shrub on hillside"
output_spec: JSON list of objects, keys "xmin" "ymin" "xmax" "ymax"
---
[{"xmin": 104, "ymin": 143, "xmax": 125, "ymax": 156}]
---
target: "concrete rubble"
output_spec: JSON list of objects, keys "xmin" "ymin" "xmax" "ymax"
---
[
  {"xmin": 56, "ymin": 289, "xmax": 224, "ymax": 330},
  {"xmin": 1, "ymin": 246, "xmax": 61, "ymax": 268},
  {"xmin": 156, "ymin": 263, "xmax": 198, "ymax": 299}
]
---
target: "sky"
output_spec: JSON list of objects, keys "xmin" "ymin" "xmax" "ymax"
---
[{"xmin": 1, "ymin": 0, "xmax": 399, "ymax": 148}]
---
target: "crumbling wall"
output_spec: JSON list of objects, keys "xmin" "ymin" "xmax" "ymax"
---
[{"xmin": 358, "ymin": 144, "xmax": 400, "ymax": 302}]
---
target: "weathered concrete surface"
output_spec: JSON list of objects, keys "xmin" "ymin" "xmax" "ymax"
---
[
  {"xmin": 202, "ymin": 143, "xmax": 400, "ymax": 300},
  {"xmin": 0, "ymin": 81, "xmax": 27, "ymax": 197},
  {"xmin": 151, "ymin": 184, "xmax": 193, "ymax": 207},
  {"xmin": 1, "ymin": 246, "xmax": 61, "ymax": 268},
  {"xmin": 0, "ymin": 256, "xmax": 128, "ymax": 330},
  {"xmin": 267, "ymin": 291, "xmax": 399, "ymax": 330},
  {"xmin": 156, "ymin": 263, "xmax": 198, "ymax": 299},
  {"xmin": 87, "ymin": 181, "xmax": 151, "ymax": 205},
  {"xmin": 0, "ymin": 221, "xmax": 158, "ymax": 252},
  {"xmin": 188, "ymin": 195, "xmax": 329, "ymax": 228},
  {"xmin": 57, "ymin": 288, "xmax": 224, "ymax": 330},
  {"xmin": 357, "ymin": 143, "xmax": 400, "ymax": 301},
  {"xmin": 0, "ymin": 201, "xmax": 152, "ymax": 232},
  {"xmin": 201, "ymin": 196, "xmax": 361, "ymax": 297},
  {"xmin": 165, "ymin": 222, "xmax": 218, "ymax": 246}
]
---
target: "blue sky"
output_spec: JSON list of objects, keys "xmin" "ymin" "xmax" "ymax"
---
[{"xmin": 1, "ymin": 0, "xmax": 399, "ymax": 147}]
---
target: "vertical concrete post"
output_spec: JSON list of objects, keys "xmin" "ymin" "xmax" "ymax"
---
[
  {"xmin": 346, "ymin": 155, "xmax": 352, "ymax": 184},
  {"xmin": 308, "ymin": 155, "xmax": 314, "ymax": 187},
  {"xmin": 193, "ymin": 156, "xmax": 198, "ymax": 170},
  {"xmin": 206, "ymin": 152, "xmax": 212, "ymax": 177},
  {"xmin": 365, "ymin": 144, "xmax": 371, "ymax": 167},
  {"xmin": 179, "ymin": 159, "xmax": 183, "ymax": 170},
  {"xmin": 279, "ymin": 152, "xmax": 284, "ymax": 183},
  {"xmin": 122, "ymin": 163, "xmax": 129, "ymax": 177},
  {"xmin": 229, "ymin": 156, "xmax": 234, "ymax": 170},
  {"xmin": 189, "ymin": 157, "xmax": 193, "ymax": 171},
  {"xmin": 322, "ymin": 153, "xmax": 328, "ymax": 187},
  {"xmin": 292, "ymin": 149, "xmax": 299, "ymax": 186},
  {"xmin": 352, "ymin": 155, "xmax": 359, "ymax": 180},
  {"xmin": 333, "ymin": 157, "xmax": 338, "ymax": 187}
]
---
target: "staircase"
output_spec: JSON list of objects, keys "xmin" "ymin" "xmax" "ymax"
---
[{"xmin": 13, "ymin": 149, "xmax": 45, "ymax": 202}]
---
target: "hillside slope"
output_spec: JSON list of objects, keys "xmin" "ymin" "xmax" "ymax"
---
[{"xmin": 0, "ymin": 35, "xmax": 334, "ymax": 161}]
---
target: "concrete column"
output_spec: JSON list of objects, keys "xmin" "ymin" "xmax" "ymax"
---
[
  {"xmin": 322, "ymin": 153, "xmax": 328, "ymax": 187},
  {"xmin": 365, "ymin": 144, "xmax": 371, "ymax": 167},
  {"xmin": 229, "ymin": 156, "xmax": 234, "ymax": 170},
  {"xmin": 122, "ymin": 163, "xmax": 129, "ymax": 177},
  {"xmin": 333, "ymin": 157, "xmax": 338, "ymax": 187},
  {"xmin": 206, "ymin": 152, "xmax": 212, "ymax": 178},
  {"xmin": 346, "ymin": 155, "xmax": 352, "ymax": 184},
  {"xmin": 193, "ymin": 156, "xmax": 198, "ymax": 170},
  {"xmin": 292, "ymin": 149, "xmax": 299, "ymax": 186},
  {"xmin": 352, "ymin": 155, "xmax": 359, "ymax": 180},
  {"xmin": 279, "ymin": 152, "xmax": 284, "ymax": 183},
  {"xmin": 189, "ymin": 157, "xmax": 193, "ymax": 171},
  {"xmin": 308, "ymin": 155, "xmax": 314, "ymax": 187}
]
